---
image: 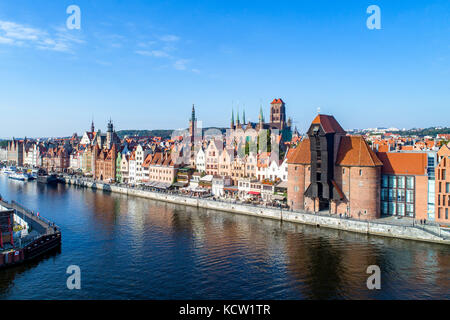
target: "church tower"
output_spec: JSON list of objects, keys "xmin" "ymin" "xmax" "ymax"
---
[
  {"xmin": 231, "ymin": 109, "xmax": 235, "ymax": 129},
  {"xmin": 270, "ymin": 98, "xmax": 286, "ymax": 129},
  {"xmin": 236, "ymin": 107, "xmax": 241, "ymax": 129},
  {"xmin": 189, "ymin": 104, "xmax": 197, "ymax": 144},
  {"xmin": 106, "ymin": 119, "xmax": 114, "ymax": 149}
]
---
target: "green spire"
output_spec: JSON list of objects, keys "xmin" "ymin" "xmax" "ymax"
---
[
  {"xmin": 243, "ymin": 109, "xmax": 246, "ymax": 124},
  {"xmin": 236, "ymin": 106, "xmax": 240, "ymax": 124},
  {"xmin": 259, "ymin": 105, "xmax": 264, "ymax": 122},
  {"xmin": 231, "ymin": 109, "xmax": 234, "ymax": 126},
  {"xmin": 191, "ymin": 104, "xmax": 196, "ymax": 122}
]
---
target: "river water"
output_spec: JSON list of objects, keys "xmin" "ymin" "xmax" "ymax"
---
[{"xmin": 0, "ymin": 175, "xmax": 448, "ymax": 299}]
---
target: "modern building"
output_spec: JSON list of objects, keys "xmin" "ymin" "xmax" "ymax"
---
[{"xmin": 377, "ymin": 152, "xmax": 429, "ymax": 220}]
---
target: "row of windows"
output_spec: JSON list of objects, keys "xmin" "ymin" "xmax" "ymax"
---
[
  {"xmin": 437, "ymin": 194, "xmax": 450, "ymax": 206},
  {"xmin": 438, "ymin": 182, "xmax": 450, "ymax": 193},
  {"xmin": 381, "ymin": 188, "xmax": 414, "ymax": 203},
  {"xmin": 148, "ymin": 176, "xmax": 172, "ymax": 181},
  {"xmin": 381, "ymin": 175, "xmax": 415, "ymax": 217},
  {"xmin": 437, "ymin": 207, "xmax": 449, "ymax": 220},
  {"xmin": 342, "ymin": 168, "xmax": 363, "ymax": 176},
  {"xmin": 382, "ymin": 175, "xmax": 415, "ymax": 189},
  {"xmin": 437, "ymin": 168, "xmax": 447, "ymax": 180},
  {"xmin": 381, "ymin": 201, "xmax": 414, "ymax": 217}
]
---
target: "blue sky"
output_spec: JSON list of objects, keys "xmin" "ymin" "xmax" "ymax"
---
[{"xmin": 0, "ymin": 0, "xmax": 449, "ymax": 138}]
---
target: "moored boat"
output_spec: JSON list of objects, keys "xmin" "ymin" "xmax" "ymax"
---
[
  {"xmin": 1, "ymin": 166, "xmax": 17, "ymax": 175},
  {"xmin": 37, "ymin": 174, "xmax": 58, "ymax": 185},
  {"xmin": 8, "ymin": 172, "xmax": 29, "ymax": 181}
]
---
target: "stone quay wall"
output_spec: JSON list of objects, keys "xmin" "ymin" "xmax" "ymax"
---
[{"xmin": 62, "ymin": 177, "xmax": 449, "ymax": 245}]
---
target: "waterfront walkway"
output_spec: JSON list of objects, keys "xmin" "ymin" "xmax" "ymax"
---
[
  {"xmin": 0, "ymin": 199, "xmax": 59, "ymax": 237},
  {"xmin": 61, "ymin": 175, "xmax": 450, "ymax": 244}
]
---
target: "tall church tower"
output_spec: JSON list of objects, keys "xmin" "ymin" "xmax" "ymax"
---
[
  {"xmin": 189, "ymin": 104, "xmax": 197, "ymax": 144},
  {"xmin": 106, "ymin": 119, "xmax": 114, "ymax": 149},
  {"xmin": 231, "ymin": 109, "xmax": 235, "ymax": 129},
  {"xmin": 270, "ymin": 98, "xmax": 286, "ymax": 129}
]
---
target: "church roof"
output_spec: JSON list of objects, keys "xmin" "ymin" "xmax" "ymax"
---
[{"xmin": 271, "ymin": 98, "xmax": 284, "ymax": 104}]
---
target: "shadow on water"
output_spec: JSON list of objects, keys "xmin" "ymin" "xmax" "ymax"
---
[{"xmin": 0, "ymin": 246, "xmax": 61, "ymax": 297}]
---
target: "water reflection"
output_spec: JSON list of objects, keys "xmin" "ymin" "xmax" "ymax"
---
[{"xmin": 0, "ymin": 175, "xmax": 449, "ymax": 299}]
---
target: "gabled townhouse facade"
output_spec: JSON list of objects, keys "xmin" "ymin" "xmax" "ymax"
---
[
  {"xmin": 195, "ymin": 148, "xmax": 206, "ymax": 173},
  {"xmin": 205, "ymin": 140, "xmax": 222, "ymax": 176}
]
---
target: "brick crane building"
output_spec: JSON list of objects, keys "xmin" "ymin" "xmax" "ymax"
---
[{"xmin": 287, "ymin": 114, "xmax": 383, "ymax": 220}]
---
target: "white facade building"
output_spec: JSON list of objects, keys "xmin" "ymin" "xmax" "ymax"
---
[
  {"xmin": 0, "ymin": 148, "xmax": 7, "ymax": 162},
  {"xmin": 128, "ymin": 152, "xmax": 137, "ymax": 184},
  {"xmin": 195, "ymin": 148, "xmax": 206, "ymax": 173},
  {"xmin": 23, "ymin": 144, "xmax": 43, "ymax": 168},
  {"xmin": 135, "ymin": 145, "xmax": 145, "ymax": 183},
  {"xmin": 266, "ymin": 158, "xmax": 288, "ymax": 182},
  {"xmin": 212, "ymin": 176, "xmax": 232, "ymax": 197}
]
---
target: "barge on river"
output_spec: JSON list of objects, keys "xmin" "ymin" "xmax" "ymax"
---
[{"xmin": 0, "ymin": 198, "xmax": 61, "ymax": 268}]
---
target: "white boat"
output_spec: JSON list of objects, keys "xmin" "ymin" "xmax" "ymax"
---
[
  {"xmin": 30, "ymin": 169, "xmax": 39, "ymax": 179},
  {"xmin": 8, "ymin": 172, "xmax": 29, "ymax": 181},
  {"xmin": 1, "ymin": 166, "xmax": 17, "ymax": 175}
]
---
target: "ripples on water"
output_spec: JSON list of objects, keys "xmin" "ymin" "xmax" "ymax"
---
[{"xmin": 0, "ymin": 176, "xmax": 449, "ymax": 299}]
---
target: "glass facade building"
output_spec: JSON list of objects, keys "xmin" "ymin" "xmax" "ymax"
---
[{"xmin": 381, "ymin": 175, "xmax": 415, "ymax": 217}]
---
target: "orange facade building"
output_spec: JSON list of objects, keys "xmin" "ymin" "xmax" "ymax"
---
[
  {"xmin": 42, "ymin": 147, "xmax": 70, "ymax": 173},
  {"xmin": 435, "ymin": 144, "xmax": 450, "ymax": 223},
  {"xmin": 94, "ymin": 144, "xmax": 117, "ymax": 182},
  {"xmin": 377, "ymin": 152, "xmax": 429, "ymax": 220}
]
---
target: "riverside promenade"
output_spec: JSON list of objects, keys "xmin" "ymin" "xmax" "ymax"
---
[{"xmin": 62, "ymin": 176, "xmax": 450, "ymax": 245}]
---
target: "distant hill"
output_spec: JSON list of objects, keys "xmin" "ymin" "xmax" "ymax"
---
[
  {"xmin": 116, "ymin": 127, "xmax": 228, "ymax": 140},
  {"xmin": 116, "ymin": 130, "xmax": 174, "ymax": 139},
  {"xmin": 390, "ymin": 127, "xmax": 450, "ymax": 137}
]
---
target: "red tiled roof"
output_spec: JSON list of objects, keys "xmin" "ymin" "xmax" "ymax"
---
[
  {"xmin": 336, "ymin": 136, "xmax": 383, "ymax": 167},
  {"xmin": 311, "ymin": 114, "xmax": 346, "ymax": 134},
  {"xmin": 270, "ymin": 98, "xmax": 284, "ymax": 104},
  {"xmin": 287, "ymin": 138, "xmax": 311, "ymax": 164},
  {"xmin": 377, "ymin": 145, "xmax": 390, "ymax": 153},
  {"xmin": 437, "ymin": 144, "xmax": 450, "ymax": 158},
  {"xmin": 377, "ymin": 152, "xmax": 427, "ymax": 175}
]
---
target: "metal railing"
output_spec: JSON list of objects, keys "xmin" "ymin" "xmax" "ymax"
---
[{"xmin": 8, "ymin": 200, "xmax": 60, "ymax": 233}]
